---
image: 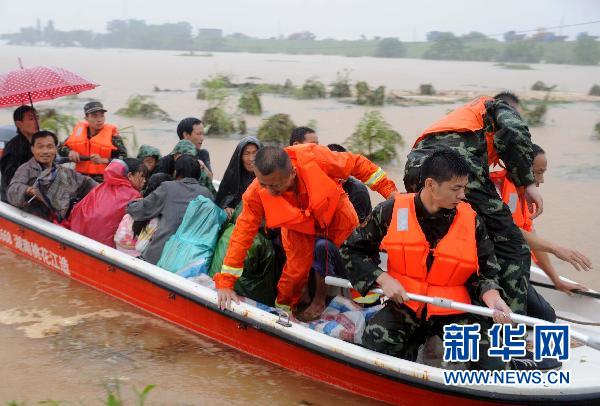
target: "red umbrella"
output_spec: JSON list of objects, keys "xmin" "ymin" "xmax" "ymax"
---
[{"xmin": 0, "ymin": 64, "xmax": 99, "ymax": 108}]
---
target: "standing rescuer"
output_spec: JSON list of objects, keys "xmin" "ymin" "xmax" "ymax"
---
[
  {"xmin": 214, "ymin": 143, "xmax": 398, "ymax": 319},
  {"xmin": 404, "ymin": 92, "xmax": 541, "ymax": 315},
  {"xmin": 60, "ymin": 101, "xmax": 128, "ymax": 183}
]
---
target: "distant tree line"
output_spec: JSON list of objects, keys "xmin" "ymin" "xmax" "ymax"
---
[{"xmin": 2, "ymin": 20, "xmax": 599, "ymax": 65}]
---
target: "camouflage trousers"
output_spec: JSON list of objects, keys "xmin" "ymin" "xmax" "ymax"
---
[
  {"xmin": 404, "ymin": 134, "xmax": 530, "ymax": 314},
  {"xmin": 363, "ymin": 301, "xmax": 506, "ymax": 370}
]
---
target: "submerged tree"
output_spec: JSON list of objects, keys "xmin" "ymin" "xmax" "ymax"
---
[
  {"xmin": 589, "ymin": 84, "xmax": 600, "ymax": 96},
  {"xmin": 116, "ymin": 95, "xmax": 172, "ymax": 121},
  {"xmin": 355, "ymin": 81, "xmax": 385, "ymax": 106},
  {"xmin": 295, "ymin": 78, "xmax": 327, "ymax": 99},
  {"xmin": 330, "ymin": 70, "xmax": 352, "ymax": 98},
  {"xmin": 38, "ymin": 108, "xmax": 77, "ymax": 140},
  {"xmin": 202, "ymin": 107, "xmax": 236, "ymax": 135},
  {"xmin": 238, "ymin": 89, "xmax": 262, "ymax": 115},
  {"xmin": 345, "ymin": 111, "xmax": 403, "ymax": 165},
  {"xmin": 257, "ymin": 114, "xmax": 296, "ymax": 146}
]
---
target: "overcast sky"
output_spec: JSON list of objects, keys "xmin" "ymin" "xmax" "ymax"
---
[{"xmin": 1, "ymin": 0, "xmax": 599, "ymax": 41}]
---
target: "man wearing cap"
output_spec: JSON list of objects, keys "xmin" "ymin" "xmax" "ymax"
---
[{"xmin": 60, "ymin": 101, "xmax": 128, "ymax": 182}]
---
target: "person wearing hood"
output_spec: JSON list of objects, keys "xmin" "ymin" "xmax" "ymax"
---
[
  {"xmin": 136, "ymin": 144, "xmax": 161, "ymax": 178},
  {"xmin": 69, "ymin": 158, "xmax": 147, "ymax": 247},
  {"xmin": 215, "ymin": 137, "xmax": 262, "ymax": 218},
  {"xmin": 126, "ymin": 155, "xmax": 213, "ymax": 264},
  {"xmin": 156, "ymin": 139, "xmax": 216, "ymax": 197}
]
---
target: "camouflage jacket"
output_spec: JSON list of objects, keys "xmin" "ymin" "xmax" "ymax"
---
[{"xmin": 340, "ymin": 194, "xmax": 503, "ymax": 302}]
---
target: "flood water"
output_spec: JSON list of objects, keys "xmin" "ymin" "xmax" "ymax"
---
[{"xmin": 0, "ymin": 45, "xmax": 599, "ymax": 403}]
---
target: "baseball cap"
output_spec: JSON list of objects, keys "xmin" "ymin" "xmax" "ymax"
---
[{"xmin": 84, "ymin": 101, "xmax": 107, "ymax": 115}]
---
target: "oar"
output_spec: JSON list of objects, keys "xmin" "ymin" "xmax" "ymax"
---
[
  {"xmin": 325, "ymin": 276, "xmax": 600, "ymax": 351},
  {"xmin": 530, "ymin": 280, "xmax": 600, "ymax": 300}
]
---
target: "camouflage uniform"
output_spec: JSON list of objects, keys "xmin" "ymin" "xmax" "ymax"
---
[
  {"xmin": 404, "ymin": 98, "xmax": 534, "ymax": 314},
  {"xmin": 340, "ymin": 194, "xmax": 506, "ymax": 370}
]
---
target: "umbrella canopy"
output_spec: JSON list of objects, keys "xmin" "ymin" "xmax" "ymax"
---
[{"xmin": 0, "ymin": 66, "xmax": 98, "ymax": 108}]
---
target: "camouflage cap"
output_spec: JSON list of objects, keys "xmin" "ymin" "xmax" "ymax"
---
[
  {"xmin": 169, "ymin": 139, "xmax": 196, "ymax": 156},
  {"xmin": 137, "ymin": 144, "xmax": 162, "ymax": 160}
]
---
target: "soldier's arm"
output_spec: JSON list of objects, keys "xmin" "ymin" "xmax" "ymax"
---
[
  {"xmin": 340, "ymin": 198, "xmax": 394, "ymax": 295},
  {"xmin": 470, "ymin": 214, "xmax": 505, "ymax": 301},
  {"xmin": 316, "ymin": 146, "xmax": 398, "ymax": 198},
  {"xmin": 111, "ymin": 135, "xmax": 128, "ymax": 159},
  {"xmin": 491, "ymin": 100, "xmax": 535, "ymax": 187}
]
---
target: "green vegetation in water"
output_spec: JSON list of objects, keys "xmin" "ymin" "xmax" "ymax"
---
[
  {"xmin": 116, "ymin": 95, "xmax": 172, "ymax": 121},
  {"xmin": 238, "ymin": 89, "xmax": 262, "ymax": 115},
  {"xmin": 522, "ymin": 95, "xmax": 549, "ymax": 127},
  {"xmin": 329, "ymin": 71, "xmax": 352, "ymax": 98},
  {"xmin": 531, "ymin": 81, "xmax": 557, "ymax": 91},
  {"xmin": 38, "ymin": 108, "xmax": 77, "ymax": 140},
  {"xmin": 257, "ymin": 114, "xmax": 296, "ymax": 146},
  {"xmin": 594, "ymin": 122, "xmax": 600, "ymax": 139},
  {"xmin": 237, "ymin": 117, "xmax": 247, "ymax": 135},
  {"xmin": 7, "ymin": 383, "xmax": 155, "ymax": 406},
  {"xmin": 418, "ymin": 83, "xmax": 436, "ymax": 95},
  {"xmin": 294, "ymin": 78, "xmax": 327, "ymax": 99},
  {"xmin": 199, "ymin": 74, "xmax": 234, "ymax": 106},
  {"xmin": 345, "ymin": 111, "xmax": 403, "ymax": 165},
  {"xmin": 356, "ymin": 81, "xmax": 385, "ymax": 106},
  {"xmin": 202, "ymin": 107, "xmax": 236, "ymax": 135},
  {"xmin": 589, "ymin": 84, "xmax": 600, "ymax": 96},
  {"xmin": 494, "ymin": 63, "xmax": 532, "ymax": 70}
]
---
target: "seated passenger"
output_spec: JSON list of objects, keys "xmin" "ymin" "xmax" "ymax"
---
[
  {"xmin": 69, "ymin": 158, "xmax": 147, "ymax": 247},
  {"xmin": 1, "ymin": 105, "xmax": 38, "ymax": 202},
  {"xmin": 157, "ymin": 117, "xmax": 212, "ymax": 176},
  {"xmin": 156, "ymin": 140, "xmax": 216, "ymax": 197},
  {"xmin": 214, "ymin": 144, "xmax": 398, "ymax": 321},
  {"xmin": 7, "ymin": 130, "xmax": 97, "ymax": 221},
  {"xmin": 214, "ymin": 136, "xmax": 262, "ymax": 218},
  {"xmin": 136, "ymin": 144, "xmax": 161, "ymax": 178},
  {"xmin": 114, "ymin": 173, "xmax": 172, "ymax": 257},
  {"xmin": 59, "ymin": 101, "xmax": 128, "ymax": 183},
  {"xmin": 327, "ymin": 144, "xmax": 372, "ymax": 223},
  {"xmin": 126, "ymin": 155, "xmax": 213, "ymax": 264},
  {"xmin": 340, "ymin": 150, "xmax": 510, "ymax": 370}
]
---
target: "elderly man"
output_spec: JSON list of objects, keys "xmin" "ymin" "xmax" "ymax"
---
[{"xmin": 8, "ymin": 130, "xmax": 96, "ymax": 221}]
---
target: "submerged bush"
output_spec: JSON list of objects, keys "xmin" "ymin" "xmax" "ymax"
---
[
  {"xmin": 594, "ymin": 122, "xmax": 600, "ymax": 139},
  {"xmin": 589, "ymin": 84, "xmax": 600, "ymax": 96},
  {"xmin": 294, "ymin": 78, "xmax": 326, "ymax": 99},
  {"xmin": 238, "ymin": 90, "xmax": 262, "ymax": 115},
  {"xmin": 38, "ymin": 108, "xmax": 77, "ymax": 140},
  {"xmin": 531, "ymin": 81, "xmax": 556, "ymax": 91},
  {"xmin": 419, "ymin": 83, "xmax": 436, "ymax": 95},
  {"xmin": 257, "ymin": 114, "xmax": 296, "ymax": 146},
  {"xmin": 116, "ymin": 95, "xmax": 172, "ymax": 121},
  {"xmin": 356, "ymin": 81, "xmax": 385, "ymax": 106},
  {"xmin": 330, "ymin": 71, "xmax": 352, "ymax": 98},
  {"xmin": 522, "ymin": 97, "xmax": 549, "ymax": 127},
  {"xmin": 202, "ymin": 107, "xmax": 236, "ymax": 135},
  {"xmin": 345, "ymin": 111, "xmax": 403, "ymax": 165}
]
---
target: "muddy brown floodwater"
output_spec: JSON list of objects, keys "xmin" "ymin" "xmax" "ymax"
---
[{"xmin": 0, "ymin": 45, "xmax": 599, "ymax": 404}]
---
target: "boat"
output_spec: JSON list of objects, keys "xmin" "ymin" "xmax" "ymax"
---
[{"xmin": 1, "ymin": 201, "xmax": 599, "ymax": 405}]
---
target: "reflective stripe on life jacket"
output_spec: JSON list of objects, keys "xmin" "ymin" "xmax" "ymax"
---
[
  {"xmin": 64, "ymin": 122, "xmax": 118, "ymax": 175},
  {"xmin": 380, "ymin": 193, "xmax": 479, "ymax": 318},
  {"xmin": 413, "ymin": 96, "xmax": 499, "ymax": 167}
]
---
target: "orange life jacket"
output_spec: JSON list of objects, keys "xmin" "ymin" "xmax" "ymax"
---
[
  {"xmin": 64, "ymin": 122, "xmax": 118, "ymax": 175},
  {"xmin": 489, "ymin": 169, "xmax": 533, "ymax": 232},
  {"xmin": 380, "ymin": 193, "xmax": 479, "ymax": 318},
  {"xmin": 413, "ymin": 96, "xmax": 499, "ymax": 167},
  {"xmin": 258, "ymin": 146, "xmax": 345, "ymax": 234}
]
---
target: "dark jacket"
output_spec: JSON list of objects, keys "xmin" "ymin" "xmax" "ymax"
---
[
  {"xmin": 0, "ymin": 131, "xmax": 32, "ymax": 202},
  {"xmin": 343, "ymin": 176, "xmax": 372, "ymax": 223}
]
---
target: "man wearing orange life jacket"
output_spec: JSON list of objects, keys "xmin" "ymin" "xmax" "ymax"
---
[
  {"xmin": 341, "ymin": 150, "xmax": 510, "ymax": 370},
  {"xmin": 404, "ymin": 92, "xmax": 541, "ymax": 316},
  {"xmin": 214, "ymin": 144, "xmax": 398, "ymax": 320},
  {"xmin": 60, "ymin": 101, "xmax": 128, "ymax": 183},
  {"xmin": 491, "ymin": 144, "xmax": 591, "ymax": 321}
]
